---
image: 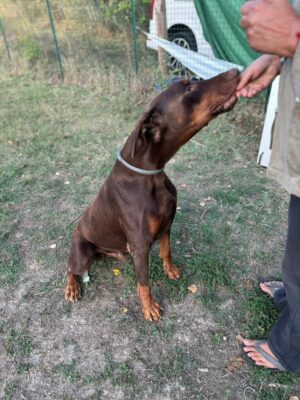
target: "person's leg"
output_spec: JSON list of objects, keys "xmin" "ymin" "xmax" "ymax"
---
[
  {"xmin": 268, "ymin": 194, "xmax": 300, "ymax": 371},
  {"xmin": 244, "ymin": 195, "xmax": 300, "ymax": 371},
  {"xmin": 273, "ymin": 286, "xmax": 287, "ymax": 312}
]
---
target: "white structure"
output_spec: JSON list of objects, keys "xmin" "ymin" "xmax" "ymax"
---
[
  {"xmin": 257, "ymin": 77, "xmax": 279, "ymax": 167},
  {"xmin": 147, "ymin": 34, "xmax": 242, "ymax": 79}
]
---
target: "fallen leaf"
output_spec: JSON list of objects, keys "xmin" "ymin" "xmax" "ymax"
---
[
  {"xmin": 227, "ymin": 356, "xmax": 245, "ymax": 373},
  {"xmin": 112, "ymin": 268, "xmax": 122, "ymax": 276},
  {"xmin": 49, "ymin": 244, "xmax": 57, "ymax": 249},
  {"xmin": 235, "ymin": 334, "xmax": 244, "ymax": 344},
  {"xmin": 242, "ymin": 279, "xmax": 254, "ymax": 290},
  {"xmin": 188, "ymin": 284, "xmax": 198, "ymax": 294}
]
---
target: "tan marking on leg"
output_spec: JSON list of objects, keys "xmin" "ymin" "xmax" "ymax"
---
[
  {"xmin": 64, "ymin": 271, "xmax": 81, "ymax": 303},
  {"xmin": 148, "ymin": 216, "xmax": 162, "ymax": 237},
  {"xmin": 137, "ymin": 284, "xmax": 162, "ymax": 321},
  {"xmin": 159, "ymin": 234, "xmax": 181, "ymax": 280}
]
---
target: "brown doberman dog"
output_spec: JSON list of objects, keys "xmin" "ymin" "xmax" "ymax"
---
[{"xmin": 64, "ymin": 68, "xmax": 240, "ymax": 321}]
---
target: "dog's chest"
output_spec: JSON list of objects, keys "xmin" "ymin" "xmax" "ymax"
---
[{"xmin": 147, "ymin": 179, "xmax": 177, "ymax": 239}]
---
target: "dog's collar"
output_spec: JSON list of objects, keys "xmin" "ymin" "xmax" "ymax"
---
[{"xmin": 117, "ymin": 149, "xmax": 164, "ymax": 175}]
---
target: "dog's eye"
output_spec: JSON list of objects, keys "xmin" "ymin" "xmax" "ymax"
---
[
  {"xmin": 181, "ymin": 79, "xmax": 190, "ymax": 86},
  {"xmin": 186, "ymin": 85, "xmax": 196, "ymax": 93}
]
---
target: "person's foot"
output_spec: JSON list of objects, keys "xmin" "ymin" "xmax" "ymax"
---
[
  {"xmin": 243, "ymin": 339, "xmax": 285, "ymax": 371},
  {"xmin": 260, "ymin": 281, "xmax": 284, "ymax": 298}
]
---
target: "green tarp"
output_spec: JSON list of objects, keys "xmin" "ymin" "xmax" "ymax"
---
[{"xmin": 194, "ymin": 0, "xmax": 259, "ymax": 67}]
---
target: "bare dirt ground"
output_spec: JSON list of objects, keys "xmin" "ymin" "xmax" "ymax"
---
[{"xmin": 0, "ymin": 255, "xmax": 248, "ymax": 400}]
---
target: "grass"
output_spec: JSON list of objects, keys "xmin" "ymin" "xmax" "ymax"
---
[{"xmin": 1, "ymin": 70, "xmax": 300, "ymax": 399}]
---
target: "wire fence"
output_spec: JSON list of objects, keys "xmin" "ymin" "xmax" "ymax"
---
[
  {"xmin": 0, "ymin": 0, "xmax": 147, "ymax": 82},
  {"xmin": 0, "ymin": 1, "xmax": 257, "ymax": 82}
]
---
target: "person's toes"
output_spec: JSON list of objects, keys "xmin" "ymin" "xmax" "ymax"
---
[
  {"xmin": 250, "ymin": 353, "xmax": 261, "ymax": 361},
  {"xmin": 243, "ymin": 339, "xmax": 280, "ymax": 369},
  {"xmin": 260, "ymin": 281, "xmax": 284, "ymax": 298},
  {"xmin": 260, "ymin": 282, "xmax": 273, "ymax": 296},
  {"xmin": 243, "ymin": 339, "xmax": 257, "ymax": 346},
  {"xmin": 255, "ymin": 360, "xmax": 267, "ymax": 367},
  {"xmin": 256, "ymin": 358, "xmax": 275, "ymax": 368},
  {"xmin": 247, "ymin": 352, "xmax": 261, "ymax": 362}
]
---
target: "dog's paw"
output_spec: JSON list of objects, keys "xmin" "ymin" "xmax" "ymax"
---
[
  {"xmin": 164, "ymin": 263, "xmax": 181, "ymax": 280},
  {"xmin": 64, "ymin": 278, "xmax": 81, "ymax": 303},
  {"xmin": 142, "ymin": 298, "xmax": 162, "ymax": 322}
]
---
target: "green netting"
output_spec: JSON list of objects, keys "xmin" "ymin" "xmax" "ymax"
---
[{"xmin": 194, "ymin": 0, "xmax": 259, "ymax": 67}]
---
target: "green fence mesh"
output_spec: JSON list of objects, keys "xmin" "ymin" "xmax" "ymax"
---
[{"xmin": 194, "ymin": 0, "xmax": 259, "ymax": 67}]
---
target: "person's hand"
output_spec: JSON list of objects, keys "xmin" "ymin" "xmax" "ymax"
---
[
  {"xmin": 241, "ymin": 0, "xmax": 300, "ymax": 57},
  {"xmin": 236, "ymin": 54, "xmax": 281, "ymax": 98}
]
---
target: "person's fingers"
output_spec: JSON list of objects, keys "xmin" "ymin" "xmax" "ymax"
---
[
  {"xmin": 236, "ymin": 87, "xmax": 251, "ymax": 98},
  {"xmin": 240, "ymin": 1, "xmax": 253, "ymax": 16},
  {"xmin": 237, "ymin": 69, "xmax": 256, "ymax": 90},
  {"xmin": 236, "ymin": 82, "xmax": 265, "ymax": 98},
  {"xmin": 240, "ymin": 16, "xmax": 251, "ymax": 29}
]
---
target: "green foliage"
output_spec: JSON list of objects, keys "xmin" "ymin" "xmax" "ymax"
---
[
  {"xmin": 18, "ymin": 37, "xmax": 42, "ymax": 63},
  {"xmin": 95, "ymin": 0, "xmax": 151, "ymax": 28},
  {"xmin": 4, "ymin": 382, "xmax": 17, "ymax": 400}
]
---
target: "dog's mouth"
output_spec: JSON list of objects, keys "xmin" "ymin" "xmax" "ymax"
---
[
  {"xmin": 212, "ymin": 71, "xmax": 240, "ymax": 115},
  {"xmin": 212, "ymin": 92, "xmax": 238, "ymax": 115}
]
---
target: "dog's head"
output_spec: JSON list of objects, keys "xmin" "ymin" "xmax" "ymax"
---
[{"xmin": 130, "ymin": 68, "xmax": 240, "ymax": 161}]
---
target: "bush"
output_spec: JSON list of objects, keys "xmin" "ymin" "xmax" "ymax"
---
[{"xmin": 18, "ymin": 37, "xmax": 43, "ymax": 63}]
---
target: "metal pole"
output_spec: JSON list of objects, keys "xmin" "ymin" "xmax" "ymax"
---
[
  {"xmin": 93, "ymin": 0, "xmax": 100, "ymax": 10},
  {"xmin": 0, "ymin": 17, "xmax": 11, "ymax": 60},
  {"xmin": 130, "ymin": 0, "xmax": 139, "ymax": 74},
  {"xmin": 45, "ymin": 0, "xmax": 64, "ymax": 79}
]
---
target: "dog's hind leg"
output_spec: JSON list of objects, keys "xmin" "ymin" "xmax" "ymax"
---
[
  {"xmin": 64, "ymin": 231, "xmax": 96, "ymax": 303},
  {"xmin": 159, "ymin": 232, "xmax": 181, "ymax": 280}
]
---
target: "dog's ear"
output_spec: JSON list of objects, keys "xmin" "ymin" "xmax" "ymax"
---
[{"xmin": 131, "ymin": 107, "xmax": 163, "ymax": 158}]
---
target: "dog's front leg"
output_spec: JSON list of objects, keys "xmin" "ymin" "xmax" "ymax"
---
[
  {"xmin": 159, "ymin": 232, "xmax": 181, "ymax": 280},
  {"xmin": 131, "ymin": 246, "xmax": 162, "ymax": 321}
]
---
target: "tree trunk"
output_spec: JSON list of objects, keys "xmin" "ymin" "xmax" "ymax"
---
[{"xmin": 154, "ymin": 0, "xmax": 168, "ymax": 75}]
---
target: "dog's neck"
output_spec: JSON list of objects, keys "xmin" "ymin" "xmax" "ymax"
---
[
  {"xmin": 121, "ymin": 138, "xmax": 167, "ymax": 172},
  {"xmin": 121, "ymin": 129, "xmax": 198, "ymax": 173},
  {"xmin": 117, "ymin": 148, "xmax": 164, "ymax": 175}
]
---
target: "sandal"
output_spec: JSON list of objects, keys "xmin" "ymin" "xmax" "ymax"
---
[
  {"xmin": 260, "ymin": 281, "xmax": 284, "ymax": 298},
  {"xmin": 242, "ymin": 340, "xmax": 286, "ymax": 372}
]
